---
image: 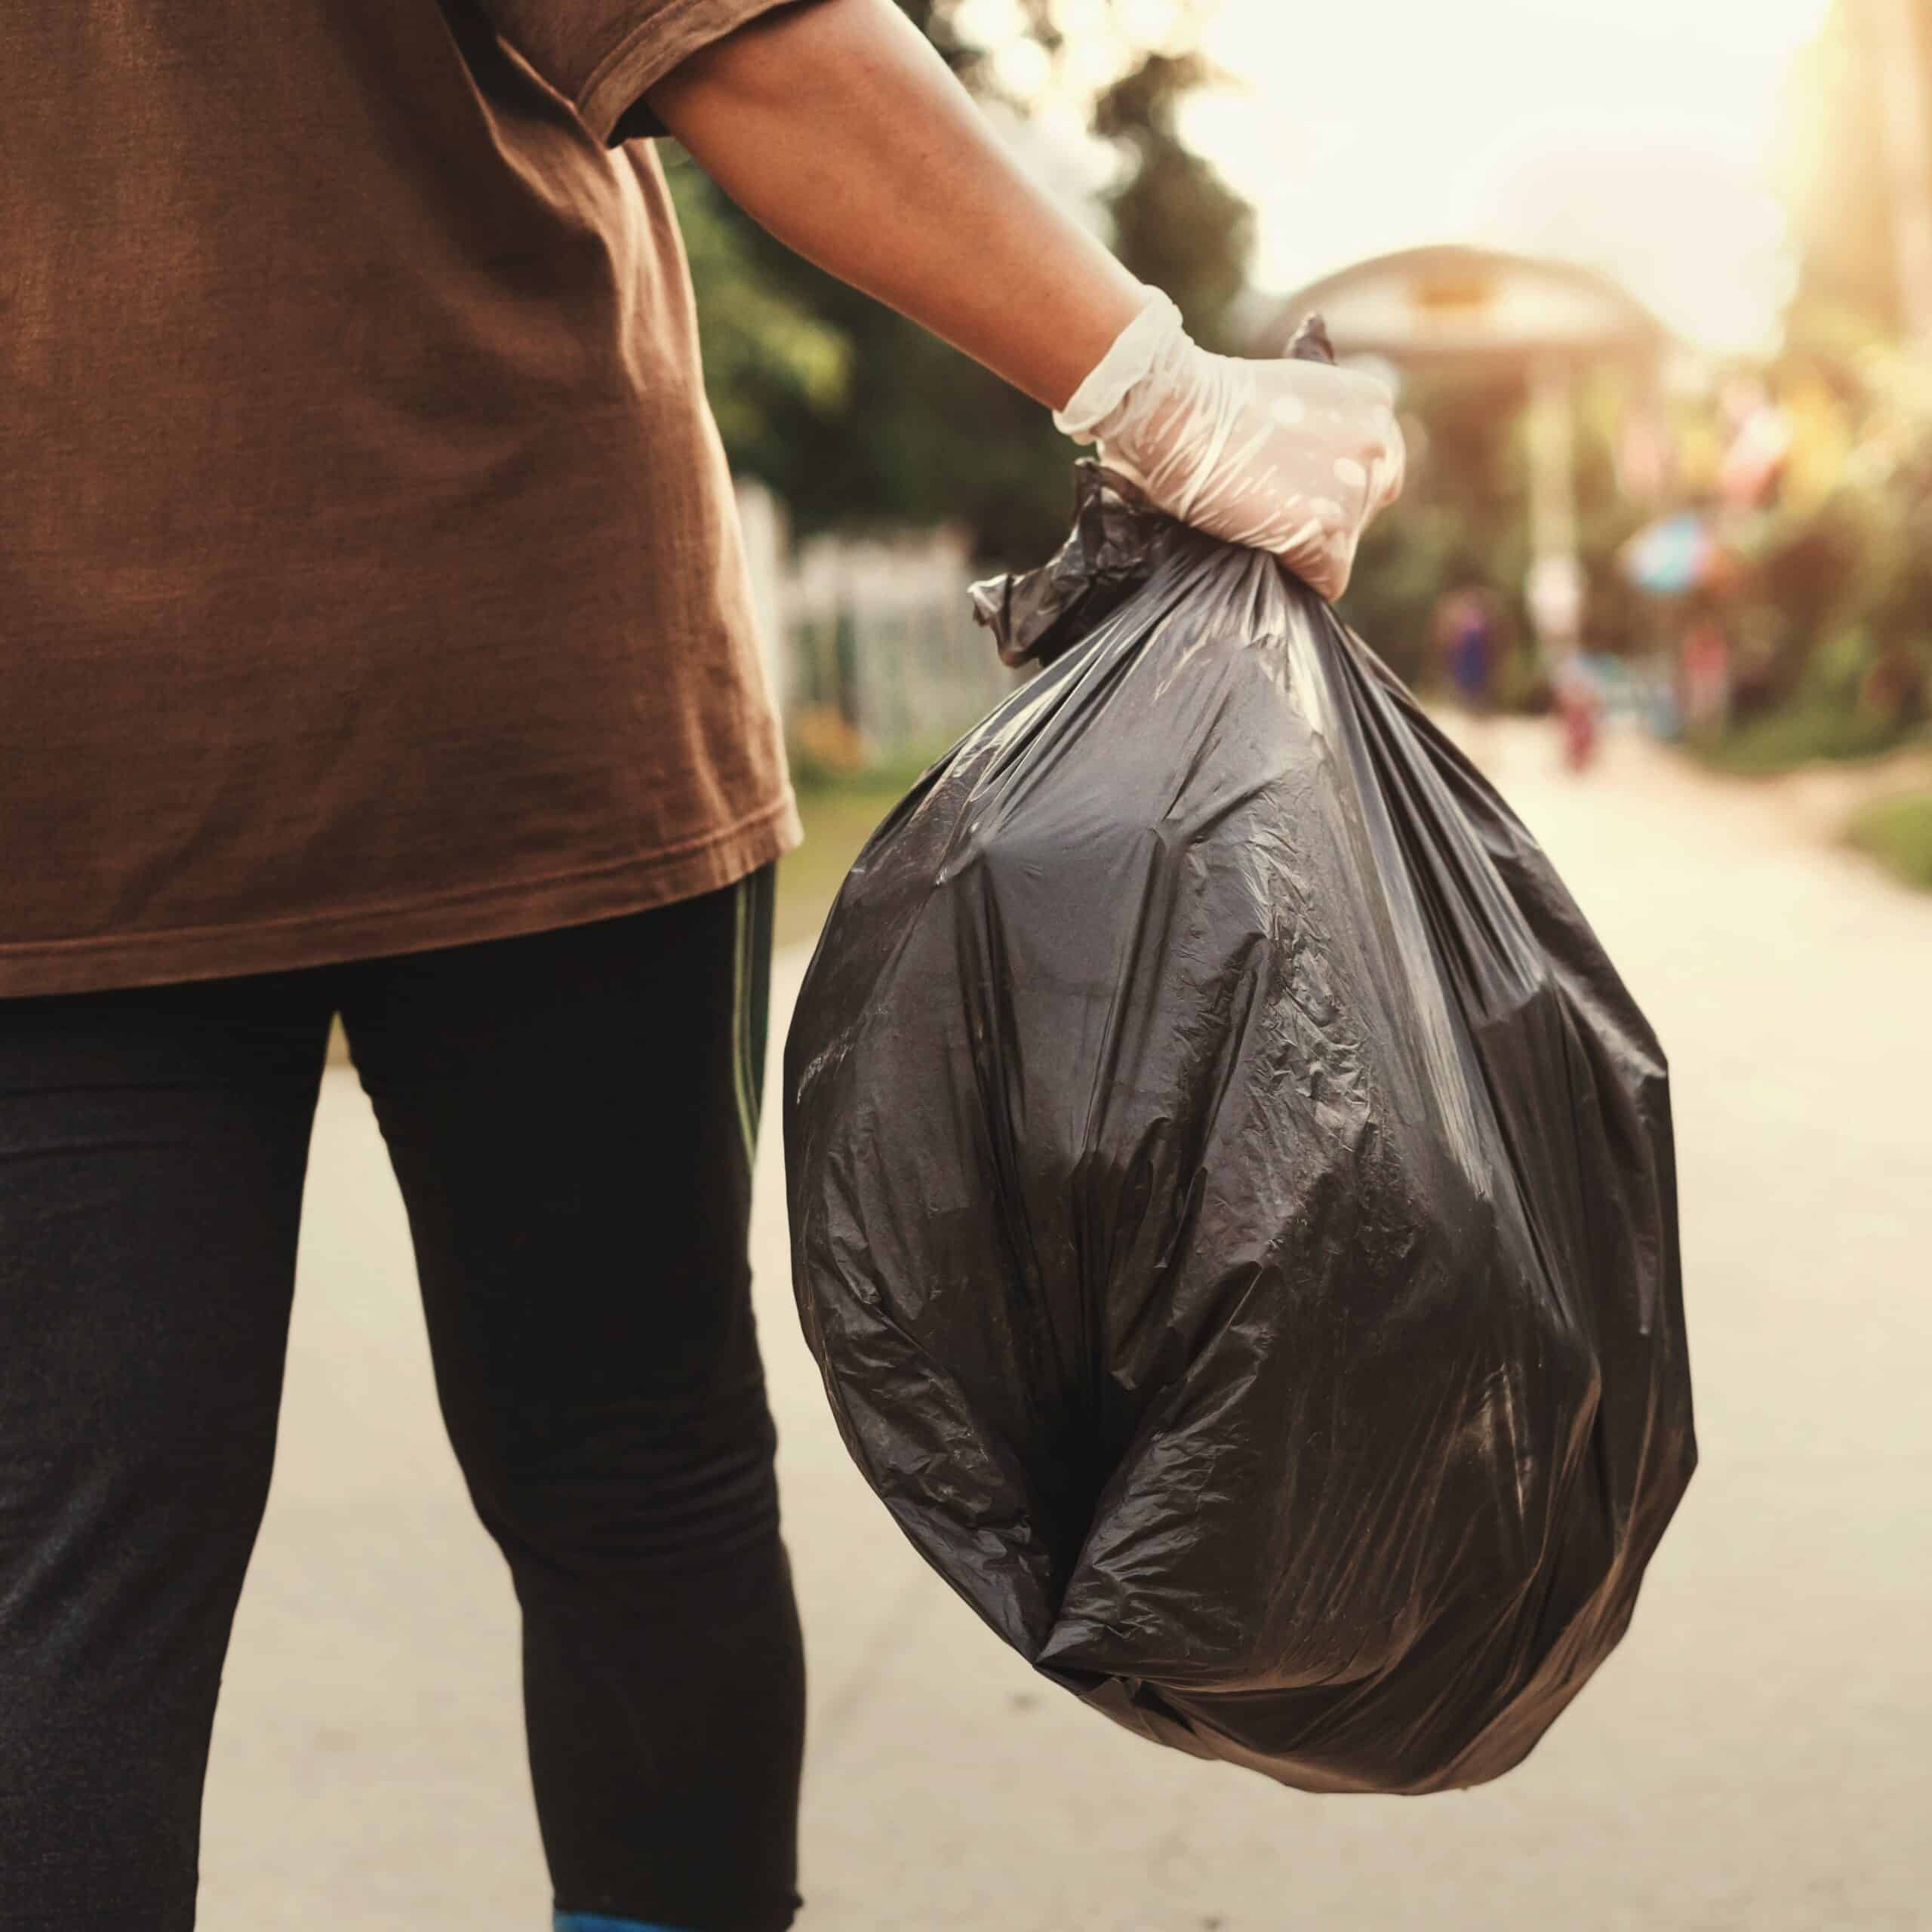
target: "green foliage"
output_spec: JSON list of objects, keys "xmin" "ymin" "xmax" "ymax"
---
[
  {"xmin": 1337, "ymin": 505, "xmax": 1485, "ymax": 688},
  {"xmin": 1846, "ymin": 790, "xmax": 1932, "ymax": 892},
  {"xmin": 1729, "ymin": 336, "xmax": 1932, "ymax": 728},
  {"xmin": 1335, "ymin": 366, "xmax": 1518, "ymax": 682},
  {"xmin": 663, "ymin": 160, "xmax": 851, "ymax": 452},
  {"xmin": 1735, "ymin": 17, "xmax": 1932, "ymax": 762},
  {"xmin": 1094, "ymin": 52, "xmax": 1254, "ymax": 350},
  {"xmin": 688, "ymin": 211, "xmax": 1081, "ymax": 561},
  {"xmin": 777, "ymin": 771, "xmax": 928, "ymax": 949},
  {"xmin": 1690, "ymin": 700, "xmax": 1920, "ymax": 776},
  {"xmin": 667, "ymin": 2, "xmax": 1255, "ymax": 565}
]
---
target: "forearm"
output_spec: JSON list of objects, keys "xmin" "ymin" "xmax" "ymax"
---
[{"xmin": 645, "ymin": 0, "xmax": 1147, "ymax": 412}]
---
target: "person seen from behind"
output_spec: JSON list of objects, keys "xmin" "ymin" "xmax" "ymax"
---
[{"xmin": 0, "ymin": 3, "xmax": 1404, "ymax": 1926}]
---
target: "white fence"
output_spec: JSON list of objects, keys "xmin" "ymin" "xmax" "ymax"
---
[{"xmin": 737, "ymin": 478, "xmax": 1022, "ymax": 766}]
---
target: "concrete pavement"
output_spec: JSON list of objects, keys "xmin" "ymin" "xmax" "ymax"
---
[{"xmin": 198, "ymin": 724, "xmax": 1932, "ymax": 1930}]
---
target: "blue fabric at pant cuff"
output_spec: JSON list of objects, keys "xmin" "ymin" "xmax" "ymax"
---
[{"xmin": 555, "ymin": 1914, "xmax": 697, "ymax": 1932}]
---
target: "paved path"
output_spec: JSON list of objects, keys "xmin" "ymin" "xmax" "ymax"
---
[{"xmin": 199, "ymin": 725, "xmax": 1932, "ymax": 1930}]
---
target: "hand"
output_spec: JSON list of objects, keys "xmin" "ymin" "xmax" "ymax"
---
[{"xmin": 1054, "ymin": 291, "xmax": 1405, "ymax": 601}]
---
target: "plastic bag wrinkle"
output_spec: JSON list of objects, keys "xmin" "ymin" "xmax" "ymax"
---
[{"xmin": 786, "ymin": 462, "xmax": 1694, "ymax": 1794}]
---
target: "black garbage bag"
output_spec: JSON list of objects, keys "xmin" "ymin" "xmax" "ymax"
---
[{"xmin": 783, "ymin": 460, "xmax": 1694, "ymax": 1795}]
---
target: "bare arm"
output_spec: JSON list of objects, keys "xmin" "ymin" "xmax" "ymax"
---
[
  {"xmin": 645, "ymin": 0, "xmax": 1146, "ymax": 413},
  {"xmin": 647, "ymin": 0, "xmax": 1404, "ymax": 594}
]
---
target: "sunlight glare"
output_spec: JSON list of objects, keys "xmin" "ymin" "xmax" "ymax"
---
[{"xmin": 1186, "ymin": 0, "xmax": 1836, "ymax": 354}]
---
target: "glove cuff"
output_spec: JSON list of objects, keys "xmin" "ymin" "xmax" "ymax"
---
[{"xmin": 1052, "ymin": 287, "xmax": 1186, "ymax": 442}]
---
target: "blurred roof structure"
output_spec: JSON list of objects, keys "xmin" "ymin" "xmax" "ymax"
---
[
  {"xmin": 1257, "ymin": 245, "xmax": 1680, "ymax": 658},
  {"xmin": 1259, "ymin": 244, "xmax": 1672, "ymax": 368}
]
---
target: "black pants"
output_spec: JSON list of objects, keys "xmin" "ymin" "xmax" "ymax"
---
[{"xmin": 0, "ymin": 872, "xmax": 803, "ymax": 1932}]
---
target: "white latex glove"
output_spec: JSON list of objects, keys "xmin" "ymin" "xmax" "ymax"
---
[{"xmin": 1054, "ymin": 288, "xmax": 1405, "ymax": 601}]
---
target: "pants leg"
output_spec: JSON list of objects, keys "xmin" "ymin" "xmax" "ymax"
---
[
  {"xmin": 337, "ymin": 869, "xmax": 802, "ymax": 1932},
  {"xmin": 0, "ymin": 973, "xmax": 331, "ymax": 1929}
]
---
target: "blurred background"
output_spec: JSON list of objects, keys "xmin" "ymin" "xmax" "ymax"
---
[
  {"xmin": 663, "ymin": 0, "xmax": 1932, "ymax": 934},
  {"xmin": 215, "ymin": 4, "xmax": 1930, "ymax": 1925}
]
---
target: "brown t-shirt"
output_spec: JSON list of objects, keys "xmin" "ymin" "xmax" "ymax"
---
[{"xmin": 0, "ymin": 2, "xmax": 805, "ymax": 998}]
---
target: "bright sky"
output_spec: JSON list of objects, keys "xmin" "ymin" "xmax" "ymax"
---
[{"xmin": 1177, "ymin": 0, "xmax": 1836, "ymax": 355}]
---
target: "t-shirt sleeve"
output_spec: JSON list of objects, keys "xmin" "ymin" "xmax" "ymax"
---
[{"xmin": 476, "ymin": 0, "xmax": 812, "ymax": 143}]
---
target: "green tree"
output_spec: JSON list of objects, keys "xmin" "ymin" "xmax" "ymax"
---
[
  {"xmin": 1094, "ymin": 51, "xmax": 1253, "ymax": 350},
  {"xmin": 669, "ymin": 1, "xmax": 1256, "ymax": 563},
  {"xmin": 663, "ymin": 161, "xmax": 851, "ymax": 459}
]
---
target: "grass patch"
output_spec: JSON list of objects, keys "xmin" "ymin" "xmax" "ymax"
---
[
  {"xmin": 1690, "ymin": 702, "xmax": 1915, "ymax": 777},
  {"xmin": 1845, "ymin": 790, "xmax": 1932, "ymax": 893},
  {"xmin": 776, "ymin": 766, "xmax": 931, "ymax": 952}
]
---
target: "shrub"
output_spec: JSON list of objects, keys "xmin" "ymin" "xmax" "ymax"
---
[{"xmin": 1845, "ymin": 791, "xmax": 1932, "ymax": 892}]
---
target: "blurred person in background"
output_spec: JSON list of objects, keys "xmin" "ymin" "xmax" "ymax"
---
[
  {"xmin": 0, "ymin": 2, "xmax": 1401, "ymax": 1927},
  {"xmin": 1552, "ymin": 650, "xmax": 1606, "ymax": 774},
  {"xmin": 1433, "ymin": 582, "xmax": 1500, "ymax": 758},
  {"xmin": 1678, "ymin": 606, "xmax": 1736, "ymax": 740}
]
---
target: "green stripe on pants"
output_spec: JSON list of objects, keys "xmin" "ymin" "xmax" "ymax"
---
[{"xmin": 730, "ymin": 864, "xmax": 776, "ymax": 1168}]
